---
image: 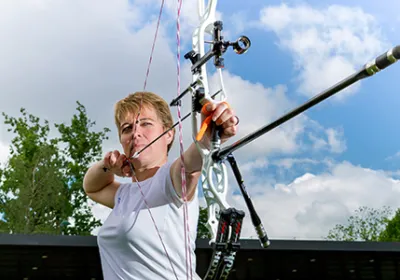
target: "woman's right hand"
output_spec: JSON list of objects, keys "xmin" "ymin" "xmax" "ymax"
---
[{"xmin": 103, "ymin": 150, "xmax": 132, "ymax": 178}]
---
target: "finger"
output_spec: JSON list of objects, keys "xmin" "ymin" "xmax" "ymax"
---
[
  {"xmin": 117, "ymin": 153, "xmax": 128, "ymax": 169},
  {"xmin": 110, "ymin": 150, "xmax": 121, "ymax": 165},
  {"xmin": 211, "ymin": 102, "xmax": 229, "ymax": 122},
  {"xmin": 215, "ymin": 108, "xmax": 235, "ymax": 126},
  {"xmin": 221, "ymin": 125, "xmax": 238, "ymax": 138},
  {"xmin": 103, "ymin": 151, "xmax": 112, "ymax": 169},
  {"xmin": 221, "ymin": 115, "xmax": 239, "ymax": 129},
  {"xmin": 204, "ymin": 102, "xmax": 217, "ymax": 113}
]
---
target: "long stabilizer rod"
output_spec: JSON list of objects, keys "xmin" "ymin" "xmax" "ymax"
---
[{"xmin": 214, "ymin": 45, "xmax": 400, "ymax": 161}]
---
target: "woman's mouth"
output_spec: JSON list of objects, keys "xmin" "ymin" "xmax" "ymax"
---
[{"xmin": 130, "ymin": 144, "xmax": 145, "ymax": 155}]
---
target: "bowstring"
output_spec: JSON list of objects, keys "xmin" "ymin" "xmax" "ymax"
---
[
  {"xmin": 143, "ymin": 0, "xmax": 165, "ymax": 91},
  {"xmin": 130, "ymin": 0, "xmax": 179, "ymax": 279},
  {"xmin": 176, "ymin": 0, "xmax": 193, "ymax": 279}
]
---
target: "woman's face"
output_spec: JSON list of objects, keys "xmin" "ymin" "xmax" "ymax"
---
[{"xmin": 119, "ymin": 105, "xmax": 173, "ymax": 168}]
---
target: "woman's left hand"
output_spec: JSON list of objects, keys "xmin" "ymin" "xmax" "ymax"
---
[{"xmin": 198, "ymin": 101, "xmax": 239, "ymax": 145}]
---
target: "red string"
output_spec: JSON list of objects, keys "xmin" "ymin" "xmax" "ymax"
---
[
  {"xmin": 176, "ymin": 0, "xmax": 193, "ymax": 279},
  {"xmin": 143, "ymin": 0, "xmax": 165, "ymax": 91},
  {"xmin": 132, "ymin": 0, "xmax": 180, "ymax": 279}
]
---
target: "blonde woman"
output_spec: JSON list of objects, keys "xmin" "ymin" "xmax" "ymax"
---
[{"xmin": 83, "ymin": 91, "xmax": 239, "ymax": 280}]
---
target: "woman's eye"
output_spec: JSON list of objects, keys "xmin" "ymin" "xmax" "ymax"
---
[{"xmin": 122, "ymin": 125, "xmax": 132, "ymax": 133}]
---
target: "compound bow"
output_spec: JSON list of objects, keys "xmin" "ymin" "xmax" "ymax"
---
[{"xmin": 134, "ymin": 0, "xmax": 400, "ymax": 279}]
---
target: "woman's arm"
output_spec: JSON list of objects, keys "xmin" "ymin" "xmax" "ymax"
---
[{"xmin": 170, "ymin": 102, "xmax": 238, "ymax": 201}]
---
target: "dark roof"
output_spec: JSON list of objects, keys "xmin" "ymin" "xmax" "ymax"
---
[{"xmin": 1, "ymin": 233, "xmax": 399, "ymax": 280}]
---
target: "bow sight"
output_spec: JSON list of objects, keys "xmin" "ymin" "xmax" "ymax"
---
[
  {"xmin": 170, "ymin": 21, "xmax": 250, "ymax": 107},
  {"xmin": 186, "ymin": 21, "xmax": 250, "ymax": 71}
]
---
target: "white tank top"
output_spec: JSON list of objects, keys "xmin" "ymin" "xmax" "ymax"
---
[{"xmin": 97, "ymin": 161, "xmax": 201, "ymax": 280}]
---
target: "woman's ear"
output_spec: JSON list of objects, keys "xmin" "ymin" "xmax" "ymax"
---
[{"xmin": 166, "ymin": 129, "xmax": 174, "ymax": 145}]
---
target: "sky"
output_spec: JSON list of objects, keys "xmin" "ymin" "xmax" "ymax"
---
[{"xmin": 0, "ymin": 0, "xmax": 400, "ymax": 241}]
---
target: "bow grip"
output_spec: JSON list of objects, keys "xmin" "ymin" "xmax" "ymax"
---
[
  {"xmin": 210, "ymin": 120, "xmax": 222, "ymax": 145},
  {"xmin": 196, "ymin": 101, "xmax": 229, "ymax": 142},
  {"xmin": 195, "ymin": 117, "xmax": 222, "ymax": 145}
]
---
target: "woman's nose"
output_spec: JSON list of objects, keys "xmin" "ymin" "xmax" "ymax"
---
[{"xmin": 133, "ymin": 124, "xmax": 142, "ymax": 138}]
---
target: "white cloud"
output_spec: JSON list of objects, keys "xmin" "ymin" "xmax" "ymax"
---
[
  {"xmin": 307, "ymin": 127, "xmax": 346, "ymax": 154},
  {"xmin": 385, "ymin": 150, "xmax": 400, "ymax": 161},
  {"xmin": 228, "ymin": 160, "xmax": 400, "ymax": 240},
  {"xmin": 0, "ymin": 0, "xmax": 178, "ymax": 143},
  {"xmin": 0, "ymin": 140, "xmax": 9, "ymax": 167},
  {"xmin": 209, "ymin": 73, "xmax": 302, "ymax": 158},
  {"xmin": 258, "ymin": 4, "xmax": 390, "ymax": 100},
  {"xmin": 240, "ymin": 158, "xmax": 269, "ymax": 172},
  {"xmin": 135, "ymin": 0, "xmax": 224, "ymax": 46},
  {"xmin": 384, "ymin": 169, "xmax": 400, "ymax": 178},
  {"xmin": 273, "ymin": 158, "xmax": 319, "ymax": 169},
  {"xmin": 326, "ymin": 128, "xmax": 346, "ymax": 153}
]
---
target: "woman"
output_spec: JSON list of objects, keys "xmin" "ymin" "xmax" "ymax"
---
[{"xmin": 83, "ymin": 91, "xmax": 239, "ymax": 280}]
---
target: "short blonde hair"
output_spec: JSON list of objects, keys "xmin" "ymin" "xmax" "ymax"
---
[{"xmin": 114, "ymin": 92, "xmax": 175, "ymax": 152}]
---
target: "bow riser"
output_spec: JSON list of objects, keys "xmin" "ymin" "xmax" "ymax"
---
[{"xmin": 190, "ymin": 0, "xmax": 230, "ymax": 244}]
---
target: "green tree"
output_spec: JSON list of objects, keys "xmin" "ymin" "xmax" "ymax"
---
[
  {"xmin": 379, "ymin": 208, "xmax": 400, "ymax": 241},
  {"xmin": 326, "ymin": 206, "xmax": 392, "ymax": 241},
  {"xmin": 197, "ymin": 206, "xmax": 211, "ymax": 239},
  {"xmin": 0, "ymin": 102, "xmax": 110, "ymax": 235},
  {"xmin": 55, "ymin": 101, "xmax": 110, "ymax": 235},
  {"xmin": 0, "ymin": 108, "xmax": 69, "ymax": 234}
]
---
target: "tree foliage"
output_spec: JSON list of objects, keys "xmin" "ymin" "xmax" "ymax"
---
[
  {"xmin": 55, "ymin": 102, "xmax": 110, "ymax": 235},
  {"xmin": 379, "ymin": 208, "xmax": 400, "ymax": 241},
  {"xmin": 197, "ymin": 206, "xmax": 211, "ymax": 239},
  {"xmin": 326, "ymin": 206, "xmax": 393, "ymax": 241},
  {"xmin": 0, "ymin": 102, "xmax": 109, "ymax": 235}
]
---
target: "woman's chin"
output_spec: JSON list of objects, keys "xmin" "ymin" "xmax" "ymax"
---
[{"xmin": 131, "ymin": 155, "xmax": 150, "ymax": 167}]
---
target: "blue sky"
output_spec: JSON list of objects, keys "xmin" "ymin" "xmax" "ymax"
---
[{"xmin": 0, "ymin": 0, "xmax": 399, "ymax": 239}]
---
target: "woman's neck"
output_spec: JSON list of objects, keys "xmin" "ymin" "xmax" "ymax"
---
[{"xmin": 131, "ymin": 157, "xmax": 167, "ymax": 182}]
